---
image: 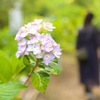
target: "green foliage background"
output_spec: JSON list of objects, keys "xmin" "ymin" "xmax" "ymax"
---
[
  {"xmin": 0, "ymin": 0, "xmax": 100, "ymax": 54},
  {"xmin": 0, "ymin": 0, "xmax": 100, "ymax": 97}
]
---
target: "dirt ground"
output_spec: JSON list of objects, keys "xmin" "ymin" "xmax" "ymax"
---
[{"xmin": 35, "ymin": 54, "xmax": 100, "ymax": 100}]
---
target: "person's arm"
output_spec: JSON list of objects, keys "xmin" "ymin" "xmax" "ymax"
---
[
  {"xmin": 93, "ymin": 27, "xmax": 100, "ymax": 48},
  {"xmin": 93, "ymin": 27, "xmax": 100, "ymax": 61}
]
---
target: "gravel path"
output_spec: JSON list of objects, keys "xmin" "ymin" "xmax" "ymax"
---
[{"xmin": 36, "ymin": 54, "xmax": 100, "ymax": 100}]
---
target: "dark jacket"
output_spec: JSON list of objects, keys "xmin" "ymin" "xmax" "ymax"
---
[{"xmin": 76, "ymin": 25, "xmax": 100, "ymax": 86}]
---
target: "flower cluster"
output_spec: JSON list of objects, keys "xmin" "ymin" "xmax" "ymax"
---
[{"xmin": 15, "ymin": 19, "xmax": 62, "ymax": 65}]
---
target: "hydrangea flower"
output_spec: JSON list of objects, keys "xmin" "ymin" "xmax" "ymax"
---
[
  {"xmin": 27, "ymin": 36, "xmax": 39, "ymax": 44},
  {"xmin": 32, "ymin": 43, "xmax": 41, "ymax": 55},
  {"xmin": 53, "ymin": 44, "xmax": 62, "ymax": 58},
  {"xmin": 27, "ymin": 44, "xmax": 34, "ymax": 52},
  {"xmin": 15, "ymin": 28, "xmax": 23, "ymax": 41},
  {"xmin": 43, "ymin": 22, "xmax": 55, "ymax": 31},
  {"xmin": 16, "ymin": 45, "xmax": 28, "ymax": 58},
  {"xmin": 41, "ymin": 42, "xmax": 53, "ymax": 52},
  {"xmin": 15, "ymin": 19, "xmax": 62, "ymax": 65},
  {"xmin": 42, "ymin": 52, "xmax": 55, "ymax": 65},
  {"xmin": 18, "ymin": 38, "xmax": 27, "ymax": 46}
]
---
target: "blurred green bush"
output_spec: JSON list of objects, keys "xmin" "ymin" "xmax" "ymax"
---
[
  {"xmin": 0, "ymin": 0, "xmax": 100, "ymax": 54},
  {"xmin": 0, "ymin": 27, "xmax": 17, "ymax": 56}
]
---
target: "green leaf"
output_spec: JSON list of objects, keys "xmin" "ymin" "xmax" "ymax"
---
[
  {"xmin": 38, "ymin": 61, "xmax": 62, "ymax": 75},
  {"xmin": 0, "ymin": 51, "xmax": 13, "ymax": 82},
  {"xmin": 51, "ymin": 57, "xmax": 58, "ymax": 63},
  {"xmin": 23, "ymin": 55, "xmax": 35, "ymax": 68},
  {"xmin": 31, "ymin": 70, "xmax": 50, "ymax": 93},
  {"xmin": 28, "ymin": 52, "xmax": 36, "ymax": 61},
  {"xmin": 0, "ymin": 82, "xmax": 27, "ymax": 100},
  {"xmin": 44, "ymin": 67, "xmax": 56, "ymax": 75},
  {"xmin": 11, "ymin": 55, "xmax": 25, "ymax": 76},
  {"xmin": 38, "ymin": 61, "xmax": 47, "ymax": 69},
  {"xmin": 48, "ymin": 61, "xmax": 62, "ymax": 75},
  {"xmin": 11, "ymin": 98, "xmax": 22, "ymax": 100}
]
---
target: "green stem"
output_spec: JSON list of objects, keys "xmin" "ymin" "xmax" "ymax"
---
[
  {"xmin": 23, "ymin": 59, "xmax": 39, "ymax": 85},
  {"xmin": 23, "ymin": 68, "xmax": 32, "ymax": 85}
]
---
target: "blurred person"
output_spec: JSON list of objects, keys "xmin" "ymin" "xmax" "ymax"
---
[{"xmin": 76, "ymin": 12, "xmax": 100, "ymax": 100}]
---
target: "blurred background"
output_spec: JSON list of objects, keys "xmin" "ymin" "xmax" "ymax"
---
[{"xmin": 0, "ymin": 0, "xmax": 100, "ymax": 100}]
